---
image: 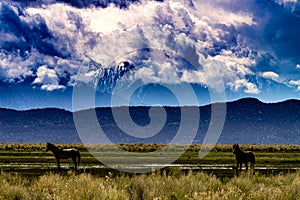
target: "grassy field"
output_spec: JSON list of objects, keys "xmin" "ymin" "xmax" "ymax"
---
[
  {"xmin": 1, "ymin": 143, "xmax": 299, "ymax": 165},
  {"xmin": 0, "ymin": 143, "xmax": 299, "ymax": 176},
  {"xmin": 0, "ymin": 170, "xmax": 299, "ymax": 200},
  {"xmin": 0, "ymin": 143, "xmax": 300, "ymax": 199}
]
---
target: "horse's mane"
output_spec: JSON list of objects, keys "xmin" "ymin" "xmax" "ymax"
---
[{"xmin": 47, "ymin": 142, "xmax": 59, "ymax": 149}]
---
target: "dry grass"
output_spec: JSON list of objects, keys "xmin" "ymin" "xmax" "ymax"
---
[{"xmin": 0, "ymin": 170, "xmax": 299, "ymax": 200}]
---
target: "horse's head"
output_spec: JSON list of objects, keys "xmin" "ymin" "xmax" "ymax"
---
[
  {"xmin": 46, "ymin": 142, "xmax": 51, "ymax": 152},
  {"xmin": 233, "ymin": 144, "xmax": 239, "ymax": 154}
]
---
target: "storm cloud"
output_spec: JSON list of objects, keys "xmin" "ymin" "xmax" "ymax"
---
[{"xmin": 0, "ymin": 0, "xmax": 299, "ymax": 100}]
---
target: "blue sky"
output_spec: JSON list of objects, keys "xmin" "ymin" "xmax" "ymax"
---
[{"xmin": 0, "ymin": 0, "xmax": 300, "ymax": 111}]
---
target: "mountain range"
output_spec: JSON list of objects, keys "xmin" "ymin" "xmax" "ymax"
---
[{"xmin": 0, "ymin": 98, "xmax": 299, "ymax": 144}]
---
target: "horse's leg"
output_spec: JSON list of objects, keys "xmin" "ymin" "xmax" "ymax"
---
[
  {"xmin": 77, "ymin": 152, "xmax": 80, "ymax": 168},
  {"xmin": 236, "ymin": 162, "xmax": 239, "ymax": 176},
  {"xmin": 245, "ymin": 162, "xmax": 248, "ymax": 172},
  {"xmin": 72, "ymin": 156, "xmax": 77, "ymax": 171},
  {"xmin": 251, "ymin": 163, "xmax": 255, "ymax": 175},
  {"xmin": 56, "ymin": 158, "xmax": 60, "ymax": 171},
  {"xmin": 239, "ymin": 162, "xmax": 243, "ymax": 175},
  {"xmin": 75, "ymin": 158, "xmax": 77, "ymax": 171}
]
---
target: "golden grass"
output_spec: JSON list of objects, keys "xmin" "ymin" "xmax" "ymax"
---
[{"xmin": 0, "ymin": 170, "xmax": 299, "ymax": 200}]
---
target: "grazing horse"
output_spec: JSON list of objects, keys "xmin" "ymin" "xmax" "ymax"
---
[
  {"xmin": 233, "ymin": 144, "xmax": 255, "ymax": 176},
  {"xmin": 46, "ymin": 143, "xmax": 80, "ymax": 171}
]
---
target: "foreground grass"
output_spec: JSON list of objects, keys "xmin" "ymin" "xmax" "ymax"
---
[{"xmin": 0, "ymin": 171, "xmax": 299, "ymax": 200}]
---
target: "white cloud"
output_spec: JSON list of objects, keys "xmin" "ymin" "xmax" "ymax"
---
[
  {"xmin": 41, "ymin": 84, "xmax": 65, "ymax": 91},
  {"xmin": 228, "ymin": 79, "xmax": 260, "ymax": 94},
  {"xmin": 135, "ymin": 67, "xmax": 160, "ymax": 83},
  {"xmin": 1, "ymin": 0, "xmax": 261, "ymax": 97},
  {"xmin": 280, "ymin": 0, "xmax": 297, "ymax": 2},
  {"xmin": 289, "ymin": 80, "xmax": 300, "ymax": 85},
  {"xmin": 33, "ymin": 65, "xmax": 65, "ymax": 91},
  {"xmin": 191, "ymin": 1, "xmax": 255, "ymax": 27},
  {"xmin": 3, "ymin": 0, "xmax": 297, "ymax": 98},
  {"xmin": 275, "ymin": 0, "xmax": 298, "ymax": 11},
  {"xmin": 260, "ymin": 71, "xmax": 280, "ymax": 81},
  {"xmin": 180, "ymin": 54, "xmax": 232, "ymax": 92},
  {"xmin": 33, "ymin": 65, "xmax": 57, "ymax": 85},
  {"xmin": 4, "ymin": 0, "xmax": 257, "ymax": 93},
  {"xmin": 289, "ymin": 80, "xmax": 300, "ymax": 91},
  {"xmin": 0, "ymin": 50, "xmax": 34, "ymax": 81},
  {"xmin": 296, "ymin": 64, "xmax": 300, "ymax": 69}
]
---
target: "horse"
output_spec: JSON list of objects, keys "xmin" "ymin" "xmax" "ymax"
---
[
  {"xmin": 232, "ymin": 144, "xmax": 255, "ymax": 176},
  {"xmin": 46, "ymin": 142, "xmax": 81, "ymax": 171}
]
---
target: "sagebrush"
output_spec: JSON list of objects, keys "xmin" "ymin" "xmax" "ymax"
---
[{"xmin": 0, "ymin": 171, "xmax": 299, "ymax": 200}]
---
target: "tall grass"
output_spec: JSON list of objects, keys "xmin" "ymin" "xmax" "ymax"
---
[{"xmin": 0, "ymin": 171, "xmax": 299, "ymax": 200}]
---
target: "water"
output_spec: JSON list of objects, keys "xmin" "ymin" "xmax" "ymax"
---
[{"xmin": 1, "ymin": 163, "xmax": 298, "ymax": 171}]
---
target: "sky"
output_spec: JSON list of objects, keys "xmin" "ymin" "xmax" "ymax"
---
[{"xmin": 0, "ymin": 0, "xmax": 300, "ymax": 111}]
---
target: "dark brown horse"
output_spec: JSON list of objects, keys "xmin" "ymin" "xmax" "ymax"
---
[
  {"xmin": 233, "ymin": 144, "xmax": 255, "ymax": 175},
  {"xmin": 46, "ymin": 143, "xmax": 80, "ymax": 171}
]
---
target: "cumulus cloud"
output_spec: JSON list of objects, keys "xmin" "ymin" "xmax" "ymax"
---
[
  {"xmin": 227, "ymin": 79, "xmax": 260, "ymax": 94},
  {"xmin": 0, "ymin": 2, "xmax": 84, "ymax": 84},
  {"xmin": 33, "ymin": 65, "xmax": 65, "ymax": 91},
  {"xmin": 135, "ymin": 67, "xmax": 160, "ymax": 83},
  {"xmin": 80, "ymin": 0, "xmax": 261, "ymax": 93},
  {"xmin": 1, "ymin": 0, "xmax": 300, "ymax": 99},
  {"xmin": 289, "ymin": 80, "xmax": 300, "ymax": 85},
  {"xmin": 0, "ymin": 50, "xmax": 34, "ymax": 81},
  {"xmin": 289, "ymin": 80, "xmax": 300, "ymax": 91},
  {"xmin": 244, "ymin": 84, "xmax": 260, "ymax": 95},
  {"xmin": 260, "ymin": 71, "xmax": 280, "ymax": 81}
]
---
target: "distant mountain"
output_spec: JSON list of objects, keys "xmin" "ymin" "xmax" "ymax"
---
[
  {"xmin": 93, "ymin": 61, "xmax": 135, "ymax": 94},
  {"xmin": 0, "ymin": 98, "xmax": 299, "ymax": 144},
  {"xmin": 0, "ymin": 108, "xmax": 78, "ymax": 143},
  {"xmin": 217, "ymin": 98, "xmax": 300, "ymax": 144}
]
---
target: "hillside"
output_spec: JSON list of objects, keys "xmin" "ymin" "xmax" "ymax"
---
[{"xmin": 0, "ymin": 98, "xmax": 299, "ymax": 144}]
